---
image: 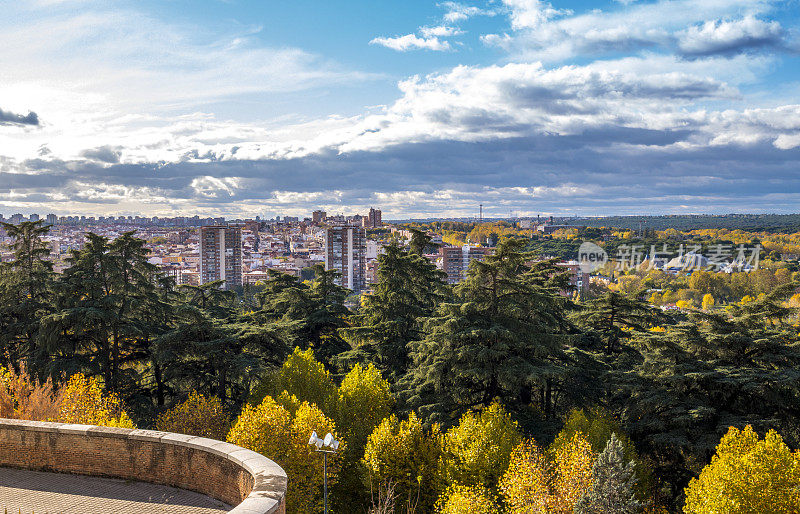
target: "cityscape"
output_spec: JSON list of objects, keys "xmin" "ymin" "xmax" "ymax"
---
[{"xmin": 2, "ymin": 0, "xmax": 800, "ymax": 513}]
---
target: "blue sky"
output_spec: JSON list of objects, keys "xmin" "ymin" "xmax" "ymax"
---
[{"xmin": 1, "ymin": 0, "xmax": 799, "ymax": 218}]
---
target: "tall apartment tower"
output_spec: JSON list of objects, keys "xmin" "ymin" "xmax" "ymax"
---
[
  {"xmin": 362, "ymin": 207, "xmax": 382, "ymax": 228},
  {"xmin": 312, "ymin": 210, "xmax": 327, "ymax": 224},
  {"xmin": 199, "ymin": 225, "xmax": 242, "ymax": 290},
  {"xmin": 324, "ymin": 225, "xmax": 366, "ymax": 293},
  {"xmin": 439, "ymin": 245, "xmax": 494, "ymax": 284}
]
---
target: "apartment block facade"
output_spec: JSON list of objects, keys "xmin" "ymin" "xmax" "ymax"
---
[
  {"xmin": 324, "ymin": 225, "xmax": 366, "ymax": 293},
  {"xmin": 199, "ymin": 225, "xmax": 242, "ymax": 290},
  {"xmin": 439, "ymin": 245, "xmax": 494, "ymax": 284}
]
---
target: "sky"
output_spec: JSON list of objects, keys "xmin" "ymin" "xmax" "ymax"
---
[{"xmin": 1, "ymin": 0, "xmax": 799, "ymax": 219}]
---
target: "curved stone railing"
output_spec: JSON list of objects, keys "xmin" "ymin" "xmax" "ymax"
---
[{"xmin": 0, "ymin": 418, "xmax": 287, "ymax": 513}]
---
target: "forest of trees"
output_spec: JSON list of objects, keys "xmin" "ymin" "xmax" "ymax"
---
[{"xmin": 1, "ymin": 220, "xmax": 800, "ymax": 512}]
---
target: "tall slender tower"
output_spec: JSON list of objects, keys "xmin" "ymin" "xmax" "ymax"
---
[
  {"xmin": 199, "ymin": 225, "xmax": 242, "ymax": 290},
  {"xmin": 479, "ymin": 204, "xmax": 483, "ymax": 222},
  {"xmin": 324, "ymin": 223, "xmax": 366, "ymax": 293}
]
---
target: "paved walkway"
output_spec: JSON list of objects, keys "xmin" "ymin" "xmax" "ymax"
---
[{"xmin": 0, "ymin": 467, "xmax": 231, "ymax": 513}]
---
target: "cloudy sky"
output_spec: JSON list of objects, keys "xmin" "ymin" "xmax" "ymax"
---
[{"xmin": 1, "ymin": 0, "xmax": 799, "ymax": 219}]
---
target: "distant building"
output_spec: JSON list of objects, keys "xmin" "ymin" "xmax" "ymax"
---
[
  {"xmin": 556, "ymin": 260, "xmax": 587, "ymax": 295},
  {"xmin": 199, "ymin": 225, "xmax": 242, "ymax": 290},
  {"xmin": 312, "ymin": 210, "xmax": 327, "ymax": 224},
  {"xmin": 45, "ymin": 214, "xmax": 57, "ymax": 226},
  {"xmin": 439, "ymin": 245, "xmax": 494, "ymax": 284},
  {"xmin": 324, "ymin": 225, "xmax": 366, "ymax": 293},
  {"xmin": 29, "ymin": 214, "xmax": 39, "ymax": 222},
  {"xmin": 362, "ymin": 208, "xmax": 382, "ymax": 228}
]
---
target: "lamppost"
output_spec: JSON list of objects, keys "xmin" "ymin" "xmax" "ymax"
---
[{"xmin": 308, "ymin": 431, "xmax": 339, "ymax": 514}]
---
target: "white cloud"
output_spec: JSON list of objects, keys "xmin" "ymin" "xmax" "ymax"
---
[
  {"xmin": 441, "ymin": 2, "xmax": 496, "ymax": 23},
  {"xmin": 370, "ymin": 34, "xmax": 452, "ymax": 52},
  {"xmin": 678, "ymin": 16, "xmax": 785, "ymax": 56},
  {"xmin": 420, "ymin": 25, "xmax": 464, "ymax": 38}
]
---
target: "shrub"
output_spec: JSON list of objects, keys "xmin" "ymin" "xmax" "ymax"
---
[
  {"xmin": 55, "ymin": 373, "xmax": 134, "ymax": 428},
  {"xmin": 155, "ymin": 391, "xmax": 229, "ymax": 440},
  {"xmin": 0, "ymin": 365, "xmax": 61, "ymax": 421},
  {"xmin": 436, "ymin": 485, "xmax": 497, "ymax": 514}
]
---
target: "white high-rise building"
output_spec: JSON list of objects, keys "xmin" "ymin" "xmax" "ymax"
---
[
  {"xmin": 199, "ymin": 225, "xmax": 242, "ymax": 290},
  {"xmin": 324, "ymin": 224, "xmax": 366, "ymax": 293}
]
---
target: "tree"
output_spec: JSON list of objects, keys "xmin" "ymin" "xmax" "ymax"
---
[
  {"xmin": 575, "ymin": 291, "xmax": 667, "ymax": 354},
  {"xmin": 683, "ymin": 425, "xmax": 800, "ymax": 513},
  {"xmin": 0, "ymin": 220, "xmax": 54, "ymax": 372},
  {"xmin": 499, "ymin": 439, "xmax": 550, "ymax": 513},
  {"xmin": 228, "ymin": 395, "xmax": 345, "ymax": 514},
  {"xmin": 341, "ymin": 240, "xmax": 447, "ymax": 381},
  {"xmin": 251, "ymin": 265, "xmax": 350, "ymax": 366},
  {"xmin": 405, "ymin": 238, "xmax": 575, "ymax": 426},
  {"xmin": 155, "ymin": 391, "xmax": 230, "ymax": 440},
  {"xmin": 441, "ymin": 403, "xmax": 521, "ymax": 490},
  {"xmin": 701, "ymin": 293, "xmax": 715, "ymax": 311},
  {"xmin": 363, "ymin": 412, "xmax": 443, "ymax": 512},
  {"xmin": 251, "ymin": 347, "xmax": 337, "ymax": 412},
  {"xmin": 549, "ymin": 432, "xmax": 595, "ymax": 513},
  {"xmin": 0, "ymin": 364, "xmax": 61, "ymax": 421},
  {"xmin": 575, "ymin": 434, "xmax": 641, "ymax": 514},
  {"xmin": 436, "ymin": 485, "xmax": 497, "ymax": 514}
]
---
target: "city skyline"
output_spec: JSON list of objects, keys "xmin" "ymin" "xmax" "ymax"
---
[{"xmin": 2, "ymin": 0, "xmax": 800, "ymax": 218}]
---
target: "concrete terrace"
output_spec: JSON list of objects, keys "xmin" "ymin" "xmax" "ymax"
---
[{"xmin": 0, "ymin": 467, "xmax": 230, "ymax": 513}]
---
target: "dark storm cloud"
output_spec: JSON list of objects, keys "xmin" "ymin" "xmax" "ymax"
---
[{"xmin": 0, "ymin": 108, "xmax": 39, "ymax": 126}]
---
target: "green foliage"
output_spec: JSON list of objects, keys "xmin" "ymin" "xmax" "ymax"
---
[
  {"xmin": 405, "ymin": 237, "xmax": 576, "ymax": 426},
  {"xmin": 363, "ymin": 412, "xmax": 443, "ymax": 512},
  {"xmin": 441, "ymin": 403, "xmax": 521, "ymax": 491},
  {"xmin": 340, "ymin": 240, "xmax": 447, "ymax": 380},
  {"xmin": 575, "ymin": 434, "xmax": 642, "ymax": 514},
  {"xmin": 251, "ymin": 347, "xmax": 337, "ymax": 412}
]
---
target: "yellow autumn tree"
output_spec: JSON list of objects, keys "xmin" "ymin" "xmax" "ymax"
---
[
  {"xmin": 363, "ymin": 412, "xmax": 443, "ymax": 512},
  {"xmin": 500, "ymin": 439, "xmax": 550, "ymax": 513},
  {"xmin": 55, "ymin": 373, "xmax": 134, "ymax": 428},
  {"xmin": 702, "ymin": 293, "xmax": 715, "ymax": 311},
  {"xmin": 436, "ymin": 485, "xmax": 497, "ymax": 514},
  {"xmin": 227, "ymin": 395, "xmax": 345, "ymax": 514},
  {"xmin": 442, "ymin": 403, "xmax": 522, "ymax": 490},
  {"xmin": 250, "ymin": 347, "xmax": 337, "ymax": 412},
  {"xmin": 155, "ymin": 391, "xmax": 230, "ymax": 440},
  {"xmin": 683, "ymin": 425, "xmax": 800, "ymax": 513},
  {"xmin": 550, "ymin": 432, "xmax": 596, "ymax": 513}
]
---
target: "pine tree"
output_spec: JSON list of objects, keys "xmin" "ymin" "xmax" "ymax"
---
[
  {"xmin": 404, "ymin": 238, "xmax": 575, "ymax": 426},
  {"xmin": 0, "ymin": 220, "xmax": 55, "ymax": 372},
  {"xmin": 575, "ymin": 291, "xmax": 667, "ymax": 354},
  {"xmin": 340, "ymin": 240, "xmax": 447, "ymax": 380},
  {"xmin": 575, "ymin": 434, "xmax": 641, "ymax": 514}
]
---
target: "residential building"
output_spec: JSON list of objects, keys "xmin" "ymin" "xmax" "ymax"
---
[
  {"xmin": 312, "ymin": 210, "xmax": 327, "ymax": 224},
  {"xmin": 439, "ymin": 245, "xmax": 494, "ymax": 284},
  {"xmin": 199, "ymin": 225, "xmax": 242, "ymax": 290},
  {"xmin": 324, "ymin": 224, "xmax": 366, "ymax": 292},
  {"xmin": 362, "ymin": 207, "xmax": 382, "ymax": 228}
]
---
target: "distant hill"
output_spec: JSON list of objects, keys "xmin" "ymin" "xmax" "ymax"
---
[{"xmin": 559, "ymin": 214, "xmax": 800, "ymax": 232}]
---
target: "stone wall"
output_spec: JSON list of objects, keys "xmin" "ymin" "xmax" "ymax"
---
[{"xmin": 0, "ymin": 418, "xmax": 287, "ymax": 514}]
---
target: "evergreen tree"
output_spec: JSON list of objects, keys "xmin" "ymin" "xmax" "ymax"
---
[
  {"xmin": 0, "ymin": 220, "xmax": 54, "ymax": 372},
  {"xmin": 404, "ymin": 238, "xmax": 576, "ymax": 426},
  {"xmin": 340, "ymin": 240, "xmax": 447, "ymax": 380},
  {"xmin": 575, "ymin": 290, "xmax": 667, "ymax": 354},
  {"xmin": 250, "ymin": 265, "xmax": 349, "ymax": 366},
  {"xmin": 575, "ymin": 434, "xmax": 641, "ymax": 514}
]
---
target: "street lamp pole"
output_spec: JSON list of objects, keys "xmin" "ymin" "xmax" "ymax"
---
[{"xmin": 308, "ymin": 431, "xmax": 339, "ymax": 514}]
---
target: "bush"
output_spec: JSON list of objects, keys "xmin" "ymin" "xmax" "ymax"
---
[
  {"xmin": 155, "ymin": 391, "xmax": 229, "ymax": 440},
  {"xmin": 55, "ymin": 373, "xmax": 134, "ymax": 428},
  {"xmin": 436, "ymin": 485, "xmax": 497, "ymax": 514},
  {"xmin": 0, "ymin": 365, "xmax": 61, "ymax": 421}
]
